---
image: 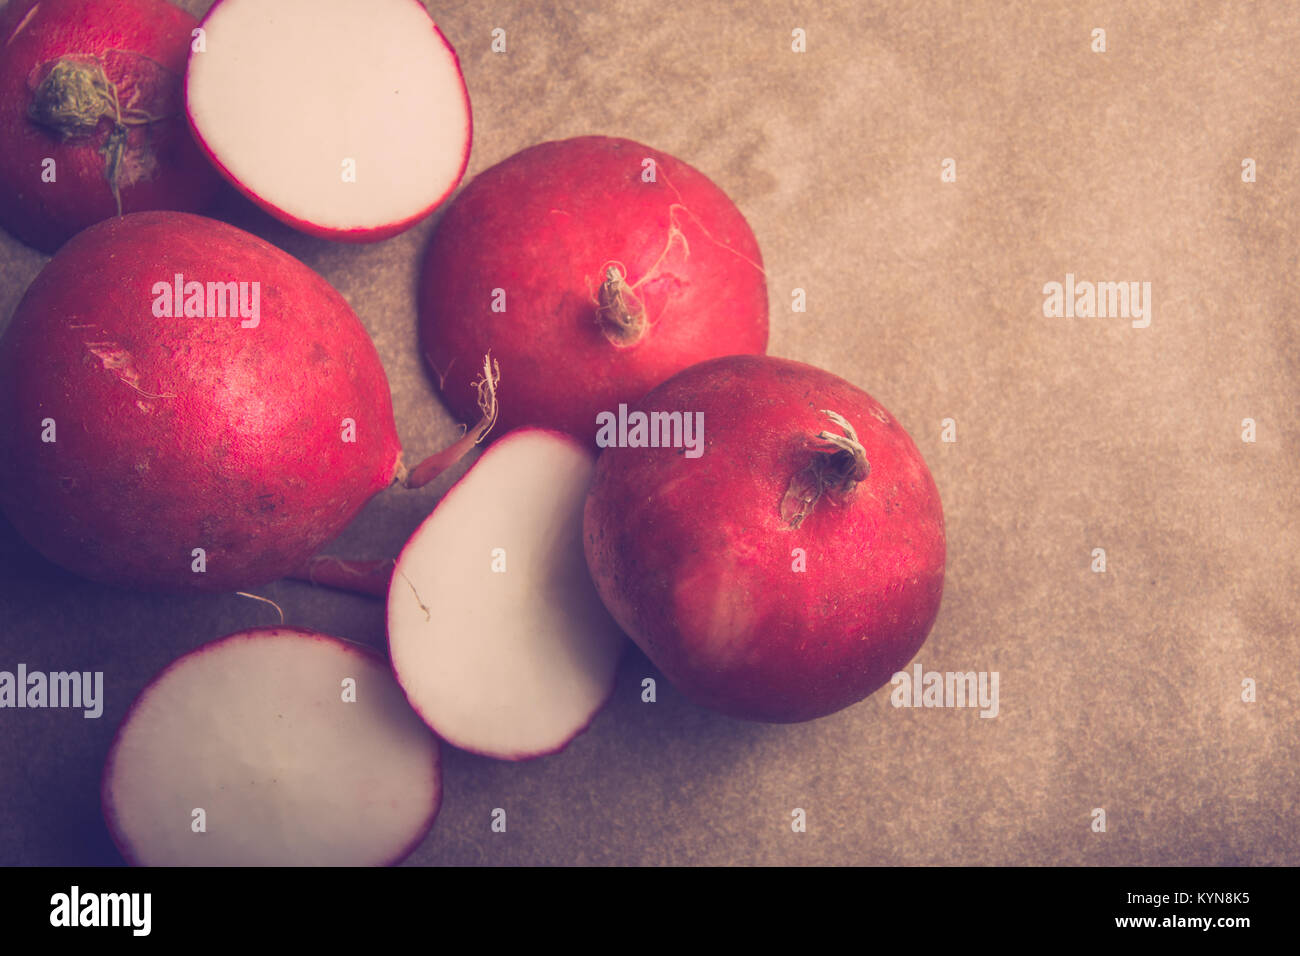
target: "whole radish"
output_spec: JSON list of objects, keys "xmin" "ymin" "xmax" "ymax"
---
[
  {"xmin": 0, "ymin": 211, "xmax": 402, "ymax": 591},
  {"xmin": 419, "ymin": 136, "xmax": 768, "ymax": 442},
  {"xmin": 583, "ymin": 355, "xmax": 946, "ymax": 723},
  {"xmin": 0, "ymin": 0, "xmax": 221, "ymax": 252}
]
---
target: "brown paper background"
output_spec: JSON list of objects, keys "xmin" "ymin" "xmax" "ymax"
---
[{"xmin": 1, "ymin": 0, "xmax": 1297, "ymax": 866}]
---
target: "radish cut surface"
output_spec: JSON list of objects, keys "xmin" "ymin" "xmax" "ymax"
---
[
  {"xmin": 103, "ymin": 628, "xmax": 441, "ymax": 866},
  {"xmin": 186, "ymin": 0, "xmax": 471, "ymax": 239},
  {"xmin": 388, "ymin": 430, "xmax": 625, "ymax": 760}
]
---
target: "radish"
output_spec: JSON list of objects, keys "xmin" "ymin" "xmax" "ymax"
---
[
  {"xmin": 388, "ymin": 429, "xmax": 626, "ymax": 760},
  {"xmin": 102, "ymin": 628, "xmax": 441, "ymax": 866},
  {"xmin": 0, "ymin": 0, "xmax": 222, "ymax": 252},
  {"xmin": 186, "ymin": 0, "xmax": 472, "ymax": 241},
  {"xmin": 583, "ymin": 355, "xmax": 947, "ymax": 723},
  {"xmin": 0, "ymin": 211, "xmax": 403, "ymax": 591},
  {"xmin": 419, "ymin": 136, "xmax": 768, "ymax": 441}
]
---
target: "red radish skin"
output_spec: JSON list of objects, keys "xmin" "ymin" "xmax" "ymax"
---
[
  {"xmin": 583, "ymin": 356, "xmax": 946, "ymax": 723},
  {"xmin": 185, "ymin": 0, "xmax": 472, "ymax": 242},
  {"xmin": 102, "ymin": 628, "xmax": 442, "ymax": 866},
  {"xmin": 0, "ymin": 211, "xmax": 402, "ymax": 591},
  {"xmin": 0, "ymin": 0, "xmax": 222, "ymax": 252},
  {"xmin": 419, "ymin": 136, "xmax": 768, "ymax": 441}
]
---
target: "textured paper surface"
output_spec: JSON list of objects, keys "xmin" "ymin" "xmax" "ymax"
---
[{"xmin": 0, "ymin": 0, "xmax": 1297, "ymax": 866}]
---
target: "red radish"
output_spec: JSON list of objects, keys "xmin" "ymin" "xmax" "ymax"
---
[
  {"xmin": 102, "ymin": 627, "xmax": 441, "ymax": 866},
  {"xmin": 0, "ymin": 210, "xmax": 402, "ymax": 591},
  {"xmin": 583, "ymin": 355, "xmax": 946, "ymax": 723},
  {"xmin": 419, "ymin": 136, "xmax": 768, "ymax": 441},
  {"xmin": 186, "ymin": 0, "xmax": 472, "ymax": 242},
  {"xmin": 388, "ymin": 429, "xmax": 626, "ymax": 760},
  {"xmin": 0, "ymin": 0, "xmax": 222, "ymax": 252}
]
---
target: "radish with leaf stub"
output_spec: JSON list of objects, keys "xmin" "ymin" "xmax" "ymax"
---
[
  {"xmin": 420, "ymin": 136, "xmax": 768, "ymax": 441},
  {"xmin": 0, "ymin": 0, "xmax": 222, "ymax": 252},
  {"xmin": 584, "ymin": 355, "xmax": 947, "ymax": 723}
]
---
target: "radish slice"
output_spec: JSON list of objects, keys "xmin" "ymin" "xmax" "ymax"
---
[
  {"xmin": 102, "ymin": 628, "xmax": 441, "ymax": 866},
  {"xmin": 388, "ymin": 429, "xmax": 626, "ymax": 760},
  {"xmin": 186, "ymin": 0, "xmax": 471, "ymax": 241}
]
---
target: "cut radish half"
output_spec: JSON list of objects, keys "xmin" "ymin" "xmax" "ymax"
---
[
  {"xmin": 186, "ymin": 0, "xmax": 471, "ymax": 241},
  {"xmin": 388, "ymin": 429, "xmax": 626, "ymax": 760},
  {"xmin": 102, "ymin": 628, "xmax": 441, "ymax": 866}
]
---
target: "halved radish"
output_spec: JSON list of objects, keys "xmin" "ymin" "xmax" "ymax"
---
[
  {"xmin": 388, "ymin": 429, "xmax": 626, "ymax": 760},
  {"xmin": 102, "ymin": 628, "xmax": 441, "ymax": 866},
  {"xmin": 185, "ymin": 0, "xmax": 471, "ymax": 241}
]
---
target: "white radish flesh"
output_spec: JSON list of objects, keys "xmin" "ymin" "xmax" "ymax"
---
[
  {"xmin": 388, "ymin": 430, "xmax": 625, "ymax": 760},
  {"xmin": 102, "ymin": 628, "xmax": 441, "ymax": 866},
  {"xmin": 186, "ymin": 0, "xmax": 471, "ymax": 238}
]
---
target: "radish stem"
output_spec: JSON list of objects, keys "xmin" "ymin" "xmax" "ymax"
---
[
  {"xmin": 289, "ymin": 557, "xmax": 394, "ymax": 598},
  {"xmin": 779, "ymin": 409, "xmax": 870, "ymax": 528},
  {"xmin": 406, "ymin": 353, "xmax": 499, "ymax": 489}
]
